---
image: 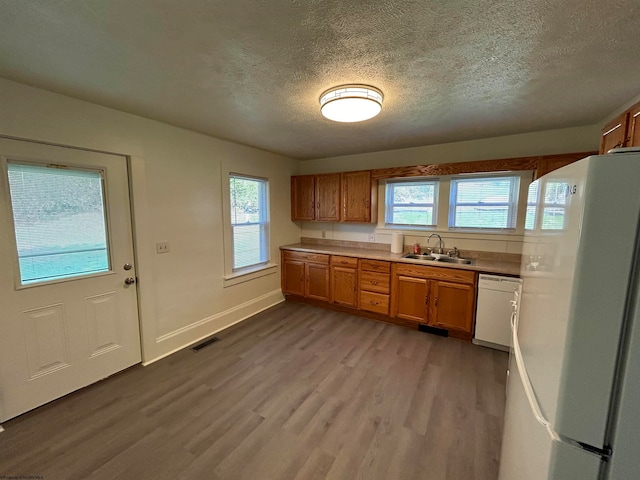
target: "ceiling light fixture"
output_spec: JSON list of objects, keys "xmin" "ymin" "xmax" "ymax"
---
[{"xmin": 319, "ymin": 84, "xmax": 384, "ymax": 123}]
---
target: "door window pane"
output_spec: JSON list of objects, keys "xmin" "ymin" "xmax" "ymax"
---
[{"xmin": 7, "ymin": 162, "xmax": 110, "ymax": 284}]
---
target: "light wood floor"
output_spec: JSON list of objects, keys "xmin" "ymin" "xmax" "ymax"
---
[{"xmin": 0, "ymin": 302, "xmax": 508, "ymax": 480}]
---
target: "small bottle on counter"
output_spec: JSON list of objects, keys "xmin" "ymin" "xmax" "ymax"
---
[{"xmin": 413, "ymin": 242, "xmax": 421, "ymax": 254}]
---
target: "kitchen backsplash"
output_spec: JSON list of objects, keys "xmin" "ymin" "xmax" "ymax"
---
[{"xmin": 300, "ymin": 222, "xmax": 525, "ymax": 255}]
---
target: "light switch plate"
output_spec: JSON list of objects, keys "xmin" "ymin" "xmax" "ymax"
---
[{"xmin": 156, "ymin": 241, "xmax": 170, "ymax": 254}]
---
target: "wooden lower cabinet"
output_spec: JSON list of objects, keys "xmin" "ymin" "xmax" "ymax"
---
[
  {"xmin": 394, "ymin": 275, "xmax": 428, "ymax": 323},
  {"xmin": 358, "ymin": 259, "xmax": 391, "ymax": 315},
  {"xmin": 429, "ymin": 281, "xmax": 475, "ymax": 333},
  {"xmin": 282, "ymin": 259, "xmax": 305, "ymax": 297},
  {"xmin": 390, "ymin": 263, "xmax": 477, "ymax": 339},
  {"xmin": 330, "ymin": 258, "xmax": 358, "ymax": 308},
  {"xmin": 307, "ymin": 263, "xmax": 330, "ymax": 301},
  {"xmin": 282, "ymin": 251, "xmax": 330, "ymax": 302},
  {"xmin": 282, "ymin": 250, "xmax": 478, "ymax": 340}
]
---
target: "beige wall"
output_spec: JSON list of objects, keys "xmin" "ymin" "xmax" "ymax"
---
[
  {"xmin": 0, "ymin": 78, "xmax": 301, "ymax": 363},
  {"xmin": 299, "ymin": 124, "xmax": 600, "ymax": 175},
  {"xmin": 298, "ymin": 124, "xmax": 601, "ymax": 254}
]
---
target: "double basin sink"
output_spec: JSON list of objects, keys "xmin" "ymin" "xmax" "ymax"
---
[{"xmin": 403, "ymin": 253, "xmax": 473, "ymax": 265}]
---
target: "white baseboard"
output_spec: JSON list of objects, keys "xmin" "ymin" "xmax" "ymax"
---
[{"xmin": 142, "ymin": 289, "xmax": 284, "ymax": 365}]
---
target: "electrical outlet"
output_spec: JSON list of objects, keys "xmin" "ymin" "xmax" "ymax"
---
[
  {"xmin": 367, "ymin": 234, "xmax": 375, "ymax": 242},
  {"xmin": 156, "ymin": 241, "xmax": 170, "ymax": 254}
]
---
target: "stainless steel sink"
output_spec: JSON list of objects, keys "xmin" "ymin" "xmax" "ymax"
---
[
  {"xmin": 403, "ymin": 253, "xmax": 436, "ymax": 261},
  {"xmin": 403, "ymin": 253, "xmax": 473, "ymax": 265}
]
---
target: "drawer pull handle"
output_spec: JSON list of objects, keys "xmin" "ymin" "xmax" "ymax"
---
[
  {"xmin": 372, "ymin": 265, "xmax": 380, "ymax": 269},
  {"xmin": 370, "ymin": 301, "xmax": 378, "ymax": 305},
  {"xmin": 371, "ymin": 280, "xmax": 378, "ymax": 285},
  {"xmin": 341, "ymin": 261, "xmax": 348, "ymax": 264}
]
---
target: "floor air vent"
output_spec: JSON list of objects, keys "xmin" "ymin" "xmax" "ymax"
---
[
  {"xmin": 191, "ymin": 336, "xmax": 221, "ymax": 351},
  {"xmin": 418, "ymin": 324, "xmax": 448, "ymax": 337}
]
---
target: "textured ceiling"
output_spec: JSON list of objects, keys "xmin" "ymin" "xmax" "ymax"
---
[{"xmin": 1, "ymin": 0, "xmax": 639, "ymax": 160}]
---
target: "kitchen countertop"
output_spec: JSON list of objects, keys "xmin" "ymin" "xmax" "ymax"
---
[{"xmin": 280, "ymin": 243, "xmax": 521, "ymax": 277}]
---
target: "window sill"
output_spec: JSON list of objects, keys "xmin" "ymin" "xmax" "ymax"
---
[{"xmin": 223, "ymin": 263, "xmax": 278, "ymax": 288}]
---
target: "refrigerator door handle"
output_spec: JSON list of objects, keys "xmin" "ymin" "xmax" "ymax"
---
[
  {"xmin": 511, "ymin": 312, "xmax": 610, "ymax": 460},
  {"xmin": 511, "ymin": 311, "xmax": 562, "ymax": 442}
]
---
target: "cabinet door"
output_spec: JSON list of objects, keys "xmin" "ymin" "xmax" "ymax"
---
[
  {"xmin": 391, "ymin": 275, "xmax": 428, "ymax": 323},
  {"xmin": 628, "ymin": 102, "xmax": 640, "ymax": 148},
  {"xmin": 291, "ymin": 175, "xmax": 315, "ymax": 221},
  {"xmin": 341, "ymin": 171, "xmax": 376, "ymax": 223},
  {"xmin": 316, "ymin": 173, "xmax": 341, "ymax": 221},
  {"xmin": 306, "ymin": 263, "xmax": 330, "ymax": 301},
  {"xmin": 282, "ymin": 260, "xmax": 305, "ymax": 296},
  {"xmin": 331, "ymin": 266, "xmax": 357, "ymax": 308},
  {"xmin": 430, "ymin": 281, "xmax": 475, "ymax": 334},
  {"xmin": 600, "ymin": 113, "xmax": 629, "ymax": 154}
]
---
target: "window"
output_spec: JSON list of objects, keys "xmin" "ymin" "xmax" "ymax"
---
[
  {"xmin": 525, "ymin": 180, "xmax": 568, "ymax": 231},
  {"xmin": 449, "ymin": 175, "xmax": 520, "ymax": 230},
  {"xmin": 230, "ymin": 174, "xmax": 269, "ymax": 270},
  {"xmin": 7, "ymin": 162, "xmax": 110, "ymax": 285},
  {"xmin": 385, "ymin": 180, "xmax": 438, "ymax": 227}
]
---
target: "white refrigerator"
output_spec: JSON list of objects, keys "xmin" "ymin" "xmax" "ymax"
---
[{"xmin": 498, "ymin": 149, "xmax": 640, "ymax": 480}]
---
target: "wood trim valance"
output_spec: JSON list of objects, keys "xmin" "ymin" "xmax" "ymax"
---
[{"xmin": 370, "ymin": 151, "xmax": 596, "ymax": 180}]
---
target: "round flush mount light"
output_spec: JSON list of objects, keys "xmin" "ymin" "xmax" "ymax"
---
[{"xmin": 319, "ymin": 84, "xmax": 384, "ymax": 123}]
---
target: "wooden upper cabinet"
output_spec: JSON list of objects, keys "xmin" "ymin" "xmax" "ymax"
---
[
  {"xmin": 599, "ymin": 100, "xmax": 640, "ymax": 154},
  {"xmin": 315, "ymin": 173, "xmax": 341, "ymax": 221},
  {"xmin": 291, "ymin": 171, "xmax": 377, "ymax": 223},
  {"xmin": 600, "ymin": 113, "xmax": 629, "ymax": 154},
  {"xmin": 341, "ymin": 171, "xmax": 377, "ymax": 223},
  {"xmin": 291, "ymin": 175, "xmax": 315, "ymax": 221},
  {"xmin": 628, "ymin": 102, "xmax": 640, "ymax": 148}
]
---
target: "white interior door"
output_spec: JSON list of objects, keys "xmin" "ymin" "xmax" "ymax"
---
[{"xmin": 0, "ymin": 138, "xmax": 141, "ymax": 422}]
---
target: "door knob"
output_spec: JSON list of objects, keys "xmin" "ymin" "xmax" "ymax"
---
[
  {"xmin": 124, "ymin": 277, "xmax": 136, "ymax": 285},
  {"xmin": 124, "ymin": 263, "xmax": 132, "ymax": 270}
]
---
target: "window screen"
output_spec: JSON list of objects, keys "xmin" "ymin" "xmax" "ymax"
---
[
  {"xmin": 385, "ymin": 180, "xmax": 438, "ymax": 226},
  {"xmin": 449, "ymin": 175, "xmax": 520, "ymax": 230},
  {"xmin": 7, "ymin": 162, "xmax": 110, "ymax": 284},
  {"xmin": 230, "ymin": 175, "xmax": 269, "ymax": 270}
]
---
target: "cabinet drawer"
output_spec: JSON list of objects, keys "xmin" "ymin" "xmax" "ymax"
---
[
  {"xmin": 359, "ymin": 259, "xmax": 391, "ymax": 273},
  {"xmin": 330, "ymin": 255, "xmax": 358, "ymax": 268},
  {"xmin": 283, "ymin": 250, "xmax": 329, "ymax": 264},
  {"xmin": 359, "ymin": 291, "xmax": 389, "ymax": 315},
  {"xmin": 359, "ymin": 271, "xmax": 390, "ymax": 294},
  {"xmin": 394, "ymin": 263, "xmax": 476, "ymax": 285}
]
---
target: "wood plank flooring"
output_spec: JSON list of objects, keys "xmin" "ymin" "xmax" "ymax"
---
[{"xmin": 0, "ymin": 302, "xmax": 508, "ymax": 480}]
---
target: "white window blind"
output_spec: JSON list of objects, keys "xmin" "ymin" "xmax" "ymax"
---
[
  {"xmin": 385, "ymin": 179, "xmax": 438, "ymax": 226},
  {"xmin": 449, "ymin": 175, "xmax": 520, "ymax": 230},
  {"xmin": 7, "ymin": 162, "xmax": 110, "ymax": 284},
  {"xmin": 230, "ymin": 174, "xmax": 269, "ymax": 270}
]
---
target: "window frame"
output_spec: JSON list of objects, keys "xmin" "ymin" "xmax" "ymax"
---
[
  {"xmin": 229, "ymin": 173, "xmax": 270, "ymax": 272},
  {"xmin": 6, "ymin": 160, "xmax": 114, "ymax": 287},
  {"xmin": 384, "ymin": 178, "xmax": 439, "ymax": 228},
  {"xmin": 448, "ymin": 173, "xmax": 521, "ymax": 231}
]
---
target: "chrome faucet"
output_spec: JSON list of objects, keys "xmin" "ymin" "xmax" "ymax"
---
[{"xmin": 427, "ymin": 233, "xmax": 444, "ymax": 254}]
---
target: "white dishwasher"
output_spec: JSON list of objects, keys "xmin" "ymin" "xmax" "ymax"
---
[{"xmin": 473, "ymin": 274, "xmax": 522, "ymax": 351}]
